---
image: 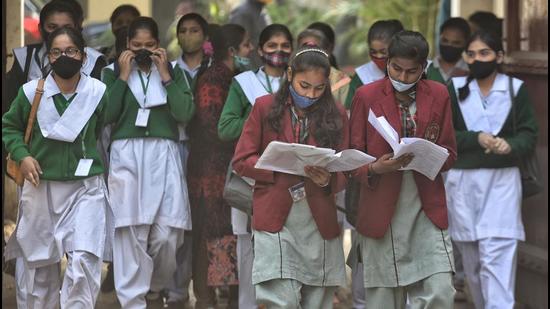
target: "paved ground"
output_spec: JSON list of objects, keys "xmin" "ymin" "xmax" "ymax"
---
[{"xmin": 3, "ymin": 229, "xmax": 476, "ymax": 308}]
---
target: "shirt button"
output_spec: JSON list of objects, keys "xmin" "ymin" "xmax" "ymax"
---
[{"xmin": 145, "ymin": 131, "xmax": 149, "ymax": 136}]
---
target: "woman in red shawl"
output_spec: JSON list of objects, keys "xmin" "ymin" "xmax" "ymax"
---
[{"xmin": 186, "ymin": 23, "xmax": 253, "ymax": 309}]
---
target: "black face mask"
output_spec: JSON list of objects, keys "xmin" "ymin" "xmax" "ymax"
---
[
  {"xmin": 439, "ymin": 44, "xmax": 464, "ymax": 63},
  {"xmin": 468, "ymin": 60, "xmax": 498, "ymax": 79},
  {"xmin": 51, "ymin": 55, "xmax": 83, "ymax": 79},
  {"xmin": 134, "ymin": 49, "xmax": 153, "ymax": 66}
]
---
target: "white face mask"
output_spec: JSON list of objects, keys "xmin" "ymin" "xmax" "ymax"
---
[{"xmin": 387, "ymin": 64, "xmax": 423, "ymax": 92}]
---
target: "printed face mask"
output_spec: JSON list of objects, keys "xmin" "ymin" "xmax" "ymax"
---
[
  {"xmin": 134, "ymin": 49, "xmax": 153, "ymax": 66},
  {"xmin": 51, "ymin": 55, "xmax": 83, "ymax": 79},
  {"xmin": 289, "ymin": 84, "xmax": 319, "ymax": 109},
  {"xmin": 262, "ymin": 50, "xmax": 290, "ymax": 68},
  {"xmin": 468, "ymin": 60, "xmax": 498, "ymax": 79}
]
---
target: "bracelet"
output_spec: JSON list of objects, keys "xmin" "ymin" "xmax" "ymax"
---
[{"xmin": 161, "ymin": 79, "xmax": 173, "ymax": 87}]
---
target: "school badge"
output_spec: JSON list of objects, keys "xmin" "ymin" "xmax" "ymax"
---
[{"xmin": 424, "ymin": 122, "xmax": 440, "ymax": 143}]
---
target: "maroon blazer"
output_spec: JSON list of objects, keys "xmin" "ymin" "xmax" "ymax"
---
[
  {"xmin": 232, "ymin": 94, "xmax": 350, "ymax": 240},
  {"xmin": 350, "ymin": 77, "xmax": 457, "ymax": 239}
]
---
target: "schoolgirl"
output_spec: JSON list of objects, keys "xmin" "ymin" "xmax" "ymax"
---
[
  {"xmin": 446, "ymin": 30, "xmax": 538, "ymax": 309},
  {"xmin": 3, "ymin": 26, "xmax": 111, "ymax": 308},
  {"xmin": 165, "ymin": 12, "xmax": 211, "ymax": 307},
  {"xmin": 344, "ymin": 19, "xmax": 404, "ymax": 109},
  {"xmin": 217, "ymin": 23, "xmax": 293, "ymax": 309},
  {"xmin": 232, "ymin": 47, "xmax": 349, "ymax": 308},
  {"xmin": 101, "ymin": 16, "xmax": 195, "ymax": 308}
]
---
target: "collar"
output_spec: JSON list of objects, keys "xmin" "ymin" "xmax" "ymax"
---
[
  {"xmin": 469, "ymin": 73, "xmax": 507, "ymax": 93},
  {"xmin": 178, "ymin": 56, "xmax": 201, "ymax": 78},
  {"xmin": 43, "ymin": 72, "xmax": 89, "ymax": 99}
]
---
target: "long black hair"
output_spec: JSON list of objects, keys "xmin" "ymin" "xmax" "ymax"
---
[
  {"xmin": 209, "ymin": 23, "xmax": 246, "ymax": 62},
  {"xmin": 39, "ymin": 1, "xmax": 78, "ymax": 40},
  {"xmin": 367, "ymin": 19, "xmax": 404, "ymax": 45},
  {"xmin": 128, "ymin": 17, "xmax": 159, "ymax": 42},
  {"xmin": 267, "ymin": 47, "xmax": 342, "ymax": 149},
  {"xmin": 46, "ymin": 25, "xmax": 86, "ymax": 55},
  {"xmin": 176, "ymin": 12, "xmax": 209, "ymax": 36},
  {"xmin": 307, "ymin": 22, "xmax": 338, "ymax": 68},
  {"xmin": 177, "ymin": 13, "xmax": 211, "ymax": 78},
  {"xmin": 297, "ymin": 29, "xmax": 330, "ymax": 51},
  {"xmin": 458, "ymin": 30, "xmax": 504, "ymax": 101},
  {"xmin": 258, "ymin": 24, "xmax": 293, "ymax": 50}
]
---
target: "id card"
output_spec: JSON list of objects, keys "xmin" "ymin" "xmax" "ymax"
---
[
  {"xmin": 288, "ymin": 182, "xmax": 306, "ymax": 202},
  {"xmin": 75, "ymin": 159, "xmax": 93, "ymax": 176},
  {"xmin": 135, "ymin": 108, "xmax": 150, "ymax": 127}
]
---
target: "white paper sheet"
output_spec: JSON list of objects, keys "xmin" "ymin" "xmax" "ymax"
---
[
  {"xmin": 368, "ymin": 109, "xmax": 449, "ymax": 180},
  {"xmin": 255, "ymin": 141, "xmax": 375, "ymax": 176}
]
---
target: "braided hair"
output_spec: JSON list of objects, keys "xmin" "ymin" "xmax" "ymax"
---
[{"xmin": 458, "ymin": 30, "xmax": 504, "ymax": 101}]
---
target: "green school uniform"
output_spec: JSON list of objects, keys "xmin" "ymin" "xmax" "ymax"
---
[
  {"xmin": 102, "ymin": 65, "xmax": 195, "ymax": 142},
  {"xmin": 447, "ymin": 80, "xmax": 538, "ymax": 169},
  {"xmin": 218, "ymin": 81, "xmax": 252, "ymax": 142},
  {"xmin": 3, "ymin": 84, "xmax": 107, "ymax": 181}
]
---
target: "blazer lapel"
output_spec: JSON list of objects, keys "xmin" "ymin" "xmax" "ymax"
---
[
  {"xmin": 380, "ymin": 79, "xmax": 403, "ymax": 139},
  {"xmin": 414, "ymin": 80, "xmax": 434, "ymax": 138}
]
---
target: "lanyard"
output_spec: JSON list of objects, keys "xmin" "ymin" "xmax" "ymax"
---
[
  {"xmin": 182, "ymin": 70, "xmax": 194, "ymax": 100},
  {"xmin": 138, "ymin": 70, "xmax": 152, "ymax": 106},
  {"xmin": 263, "ymin": 73, "xmax": 273, "ymax": 94}
]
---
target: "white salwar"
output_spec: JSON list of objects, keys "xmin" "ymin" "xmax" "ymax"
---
[
  {"xmin": 109, "ymin": 137, "xmax": 191, "ymax": 308},
  {"xmin": 6, "ymin": 176, "xmax": 111, "ymax": 309},
  {"xmin": 445, "ymin": 74, "xmax": 525, "ymax": 309}
]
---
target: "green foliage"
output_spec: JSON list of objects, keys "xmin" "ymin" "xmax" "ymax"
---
[
  {"xmin": 265, "ymin": 0, "xmax": 440, "ymax": 66},
  {"xmin": 265, "ymin": 3, "xmax": 325, "ymax": 37}
]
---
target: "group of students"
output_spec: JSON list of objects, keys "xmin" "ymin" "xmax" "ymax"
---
[{"xmin": 2, "ymin": 1, "xmax": 539, "ymax": 309}]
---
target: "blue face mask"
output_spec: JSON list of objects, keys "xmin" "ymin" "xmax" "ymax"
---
[
  {"xmin": 233, "ymin": 55, "xmax": 251, "ymax": 71},
  {"xmin": 289, "ymin": 84, "xmax": 319, "ymax": 109}
]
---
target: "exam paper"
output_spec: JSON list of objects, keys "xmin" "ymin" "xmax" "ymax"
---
[
  {"xmin": 255, "ymin": 141, "xmax": 375, "ymax": 176},
  {"xmin": 368, "ymin": 109, "xmax": 449, "ymax": 180}
]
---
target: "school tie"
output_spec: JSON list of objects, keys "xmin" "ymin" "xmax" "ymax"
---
[{"xmin": 397, "ymin": 93, "xmax": 417, "ymax": 138}]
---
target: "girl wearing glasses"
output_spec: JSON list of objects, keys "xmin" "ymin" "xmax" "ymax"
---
[{"xmin": 3, "ymin": 26, "xmax": 111, "ymax": 308}]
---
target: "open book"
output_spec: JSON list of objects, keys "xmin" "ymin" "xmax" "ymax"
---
[
  {"xmin": 255, "ymin": 141, "xmax": 375, "ymax": 177},
  {"xmin": 368, "ymin": 109, "xmax": 449, "ymax": 180}
]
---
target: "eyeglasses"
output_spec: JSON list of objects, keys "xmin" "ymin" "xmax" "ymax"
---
[{"xmin": 49, "ymin": 47, "xmax": 81, "ymax": 59}]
